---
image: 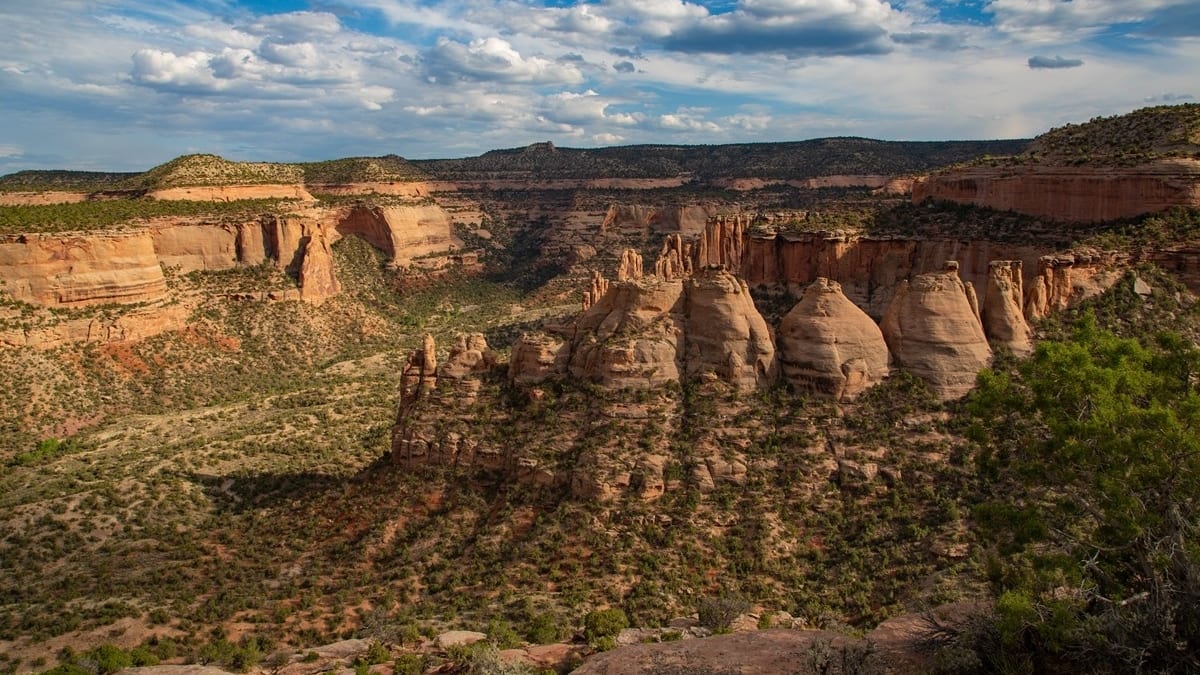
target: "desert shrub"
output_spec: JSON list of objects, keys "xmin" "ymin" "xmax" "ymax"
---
[
  {"xmin": 485, "ymin": 619, "xmax": 521, "ymax": 650},
  {"xmin": 88, "ymin": 645, "xmax": 131, "ymax": 675},
  {"xmin": 524, "ymin": 613, "xmax": 560, "ymax": 644},
  {"xmin": 698, "ymin": 594, "xmax": 750, "ymax": 633},
  {"xmin": 583, "ymin": 608, "xmax": 628, "ymax": 641}
]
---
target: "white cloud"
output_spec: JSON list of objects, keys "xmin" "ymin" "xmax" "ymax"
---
[
  {"xmin": 0, "ymin": 144, "xmax": 23, "ymax": 158},
  {"xmin": 422, "ymin": 37, "xmax": 584, "ymax": 85}
]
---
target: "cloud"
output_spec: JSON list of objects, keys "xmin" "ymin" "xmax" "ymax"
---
[
  {"xmin": 422, "ymin": 37, "xmax": 584, "ymax": 85},
  {"xmin": 613, "ymin": 60, "xmax": 636, "ymax": 73},
  {"xmin": 644, "ymin": 0, "xmax": 898, "ymax": 56},
  {"xmin": 131, "ymin": 49, "xmax": 224, "ymax": 92},
  {"xmin": 1028, "ymin": 55, "xmax": 1084, "ymax": 69},
  {"xmin": 0, "ymin": 144, "xmax": 22, "ymax": 158},
  {"xmin": 541, "ymin": 89, "xmax": 641, "ymax": 127},
  {"xmin": 592, "ymin": 132, "xmax": 624, "ymax": 144},
  {"xmin": 890, "ymin": 31, "xmax": 967, "ymax": 50},
  {"xmin": 1144, "ymin": 92, "xmax": 1195, "ymax": 102}
]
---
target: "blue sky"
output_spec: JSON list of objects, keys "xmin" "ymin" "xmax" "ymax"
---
[{"xmin": 1, "ymin": 0, "xmax": 1198, "ymax": 172}]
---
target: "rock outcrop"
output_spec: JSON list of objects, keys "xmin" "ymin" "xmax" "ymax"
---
[
  {"xmin": 654, "ymin": 234, "xmax": 692, "ymax": 280},
  {"xmin": 508, "ymin": 332, "xmax": 569, "ymax": 385},
  {"xmin": 600, "ymin": 204, "xmax": 736, "ymax": 238},
  {"xmin": 983, "ymin": 261, "xmax": 1033, "ymax": 356},
  {"xmin": 695, "ymin": 215, "xmax": 748, "ymax": 274},
  {"xmin": 569, "ymin": 277, "xmax": 687, "ymax": 390},
  {"xmin": 582, "ymin": 270, "xmax": 610, "ymax": 311},
  {"xmin": 616, "ymin": 248, "xmax": 644, "ymax": 281},
  {"xmin": 1024, "ymin": 251, "xmax": 1125, "ymax": 321},
  {"xmin": 881, "ymin": 263, "xmax": 992, "ymax": 400},
  {"xmin": 683, "ymin": 268, "xmax": 776, "ymax": 389},
  {"xmin": 741, "ymin": 233, "xmax": 1048, "ymax": 317},
  {"xmin": 333, "ymin": 204, "xmax": 462, "ymax": 265},
  {"xmin": 551, "ymin": 268, "xmax": 777, "ymax": 391},
  {"xmin": 0, "ymin": 231, "xmax": 168, "ymax": 307},
  {"xmin": 298, "ymin": 231, "xmax": 341, "ymax": 305},
  {"xmin": 911, "ymin": 159, "xmax": 1200, "ymax": 223},
  {"xmin": 777, "ymin": 278, "xmax": 890, "ymax": 400}
]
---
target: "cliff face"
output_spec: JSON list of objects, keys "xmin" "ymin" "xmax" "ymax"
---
[
  {"xmin": 147, "ymin": 184, "xmax": 315, "ymax": 202},
  {"xmin": 334, "ymin": 204, "xmax": 462, "ymax": 265},
  {"xmin": 912, "ymin": 159, "xmax": 1200, "ymax": 223},
  {"xmin": 0, "ymin": 231, "xmax": 168, "ymax": 307},
  {"xmin": 742, "ymin": 232, "xmax": 1047, "ymax": 318},
  {"xmin": 600, "ymin": 204, "xmax": 739, "ymax": 238}
]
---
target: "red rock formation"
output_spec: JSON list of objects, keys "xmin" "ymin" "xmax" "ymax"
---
[
  {"xmin": 582, "ymin": 270, "xmax": 610, "ymax": 311},
  {"xmin": 881, "ymin": 263, "xmax": 992, "ymax": 400},
  {"xmin": 616, "ymin": 248, "xmax": 644, "ymax": 281},
  {"xmin": 1024, "ymin": 251, "xmax": 1126, "ymax": 321},
  {"xmin": 508, "ymin": 332, "xmax": 569, "ymax": 385},
  {"xmin": 654, "ymin": 234, "xmax": 693, "ymax": 280},
  {"xmin": 778, "ymin": 278, "xmax": 890, "ymax": 400},
  {"xmin": 683, "ymin": 268, "xmax": 777, "ymax": 390},
  {"xmin": 912, "ymin": 159, "xmax": 1200, "ymax": 223},
  {"xmin": 983, "ymin": 261, "xmax": 1033, "ymax": 356},
  {"xmin": 0, "ymin": 231, "xmax": 168, "ymax": 307},
  {"xmin": 298, "ymin": 231, "xmax": 341, "ymax": 305},
  {"xmin": 695, "ymin": 215, "xmax": 748, "ymax": 273},
  {"xmin": 741, "ymin": 233, "xmax": 1048, "ymax": 318}
]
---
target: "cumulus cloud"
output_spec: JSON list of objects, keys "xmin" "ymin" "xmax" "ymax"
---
[
  {"xmin": 1028, "ymin": 55, "xmax": 1084, "ymax": 69},
  {"xmin": 613, "ymin": 60, "xmax": 636, "ymax": 73},
  {"xmin": 422, "ymin": 37, "xmax": 584, "ymax": 84},
  {"xmin": 541, "ymin": 90, "xmax": 641, "ymax": 126},
  {"xmin": 986, "ymin": 0, "xmax": 1198, "ymax": 40},
  {"xmin": 131, "ymin": 49, "xmax": 224, "ymax": 92},
  {"xmin": 601, "ymin": 0, "xmax": 901, "ymax": 56}
]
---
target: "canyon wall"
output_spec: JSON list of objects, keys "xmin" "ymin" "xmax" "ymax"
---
[
  {"xmin": 0, "ymin": 231, "xmax": 168, "ymax": 307},
  {"xmin": 741, "ymin": 232, "xmax": 1048, "ymax": 317},
  {"xmin": 911, "ymin": 159, "xmax": 1200, "ymax": 222}
]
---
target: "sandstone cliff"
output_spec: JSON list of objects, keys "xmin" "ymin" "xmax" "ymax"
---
[
  {"xmin": 777, "ymin": 278, "xmax": 890, "ymax": 400},
  {"xmin": 334, "ymin": 204, "xmax": 462, "ymax": 265},
  {"xmin": 881, "ymin": 263, "xmax": 992, "ymax": 400},
  {"xmin": 1024, "ymin": 251, "xmax": 1126, "ymax": 321},
  {"xmin": 0, "ymin": 231, "xmax": 168, "ymax": 307},
  {"xmin": 912, "ymin": 159, "xmax": 1200, "ymax": 223}
]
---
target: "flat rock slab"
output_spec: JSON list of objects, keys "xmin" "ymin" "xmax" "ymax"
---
[{"xmin": 436, "ymin": 630, "xmax": 487, "ymax": 649}]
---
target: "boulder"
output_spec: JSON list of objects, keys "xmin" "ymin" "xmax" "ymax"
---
[
  {"xmin": 881, "ymin": 263, "xmax": 992, "ymax": 400},
  {"xmin": 777, "ymin": 277, "xmax": 890, "ymax": 400},
  {"xmin": 436, "ymin": 631, "xmax": 487, "ymax": 649}
]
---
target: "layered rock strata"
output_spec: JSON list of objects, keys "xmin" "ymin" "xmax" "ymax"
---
[
  {"xmin": 911, "ymin": 159, "xmax": 1200, "ymax": 223},
  {"xmin": 777, "ymin": 278, "xmax": 890, "ymax": 400},
  {"xmin": 881, "ymin": 263, "xmax": 993, "ymax": 400}
]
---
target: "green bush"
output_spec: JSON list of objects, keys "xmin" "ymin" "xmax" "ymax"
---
[
  {"xmin": 524, "ymin": 613, "xmax": 560, "ymax": 644},
  {"xmin": 583, "ymin": 608, "xmax": 628, "ymax": 642},
  {"xmin": 89, "ymin": 645, "xmax": 131, "ymax": 675},
  {"xmin": 485, "ymin": 619, "xmax": 521, "ymax": 649}
]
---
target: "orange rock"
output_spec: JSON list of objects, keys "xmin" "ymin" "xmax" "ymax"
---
[{"xmin": 778, "ymin": 278, "xmax": 890, "ymax": 400}]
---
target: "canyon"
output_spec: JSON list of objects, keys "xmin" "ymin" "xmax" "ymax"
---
[{"xmin": 3, "ymin": 107, "xmax": 1200, "ymax": 675}]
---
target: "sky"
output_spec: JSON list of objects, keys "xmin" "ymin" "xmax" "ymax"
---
[{"xmin": 1, "ymin": 0, "xmax": 1199, "ymax": 172}]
